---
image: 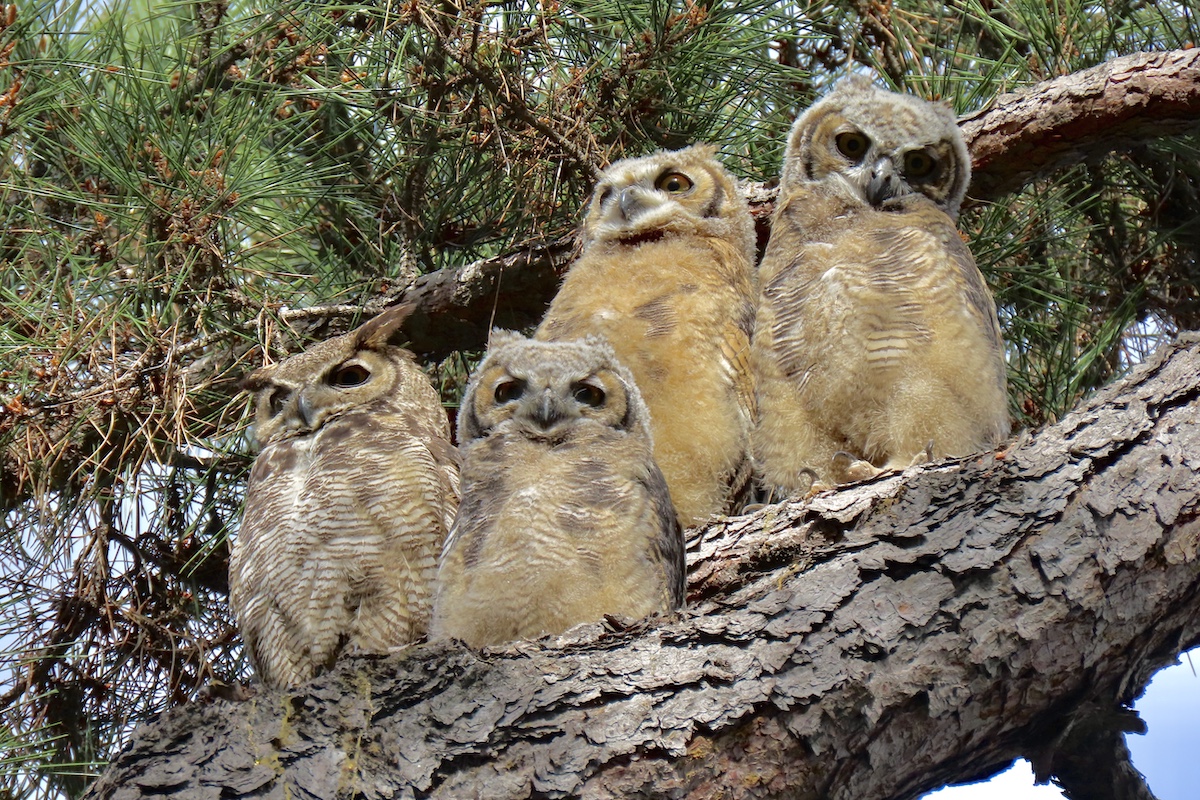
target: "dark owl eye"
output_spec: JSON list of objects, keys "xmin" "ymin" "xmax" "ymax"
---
[
  {"xmin": 572, "ymin": 382, "xmax": 606, "ymax": 407},
  {"xmin": 903, "ymin": 150, "xmax": 936, "ymax": 179},
  {"xmin": 329, "ymin": 363, "xmax": 371, "ymax": 388},
  {"xmin": 835, "ymin": 132, "xmax": 870, "ymax": 161},
  {"xmin": 267, "ymin": 388, "xmax": 290, "ymax": 416},
  {"xmin": 655, "ymin": 172, "xmax": 693, "ymax": 193},
  {"xmin": 598, "ymin": 186, "xmax": 615, "ymax": 205},
  {"xmin": 494, "ymin": 379, "xmax": 526, "ymax": 404}
]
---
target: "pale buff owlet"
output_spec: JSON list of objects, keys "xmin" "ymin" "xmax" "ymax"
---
[
  {"xmin": 231, "ymin": 304, "xmax": 459, "ymax": 689},
  {"xmin": 753, "ymin": 74, "xmax": 1010, "ymax": 492},
  {"xmin": 430, "ymin": 332, "xmax": 684, "ymax": 649},
  {"xmin": 536, "ymin": 144, "xmax": 757, "ymax": 527}
]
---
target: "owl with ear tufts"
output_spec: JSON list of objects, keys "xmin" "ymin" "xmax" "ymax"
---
[
  {"xmin": 231, "ymin": 304, "xmax": 459, "ymax": 689},
  {"xmin": 430, "ymin": 332, "xmax": 684, "ymax": 649},
  {"xmin": 536, "ymin": 144, "xmax": 758, "ymax": 527},
  {"xmin": 753, "ymin": 74, "xmax": 1010, "ymax": 492}
]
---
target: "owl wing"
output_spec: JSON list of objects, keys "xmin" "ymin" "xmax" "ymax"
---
[
  {"xmin": 889, "ymin": 194, "xmax": 1007, "ymax": 386},
  {"xmin": 231, "ymin": 442, "xmax": 323, "ymax": 687},
  {"xmin": 889, "ymin": 192, "xmax": 1000, "ymax": 306},
  {"xmin": 232, "ymin": 412, "xmax": 457, "ymax": 687},
  {"xmin": 762, "ymin": 191, "xmax": 1003, "ymax": 381},
  {"xmin": 757, "ymin": 186, "xmax": 847, "ymax": 383},
  {"xmin": 332, "ymin": 415, "xmax": 458, "ymax": 653},
  {"xmin": 640, "ymin": 461, "xmax": 687, "ymax": 610},
  {"xmin": 718, "ymin": 295, "xmax": 757, "ymax": 511}
]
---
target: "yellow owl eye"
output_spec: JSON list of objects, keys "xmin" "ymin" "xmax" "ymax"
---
[
  {"xmin": 329, "ymin": 364, "xmax": 371, "ymax": 388},
  {"xmin": 835, "ymin": 132, "xmax": 870, "ymax": 161},
  {"xmin": 572, "ymin": 382, "xmax": 606, "ymax": 407},
  {"xmin": 904, "ymin": 150, "xmax": 937, "ymax": 179},
  {"xmin": 655, "ymin": 172, "xmax": 693, "ymax": 193},
  {"xmin": 494, "ymin": 379, "xmax": 525, "ymax": 404}
]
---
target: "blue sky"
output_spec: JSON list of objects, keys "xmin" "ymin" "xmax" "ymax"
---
[{"xmin": 925, "ymin": 648, "xmax": 1200, "ymax": 799}]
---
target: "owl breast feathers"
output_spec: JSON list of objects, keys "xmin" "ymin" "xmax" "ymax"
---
[
  {"xmin": 536, "ymin": 143, "xmax": 758, "ymax": 527},
  {"xmin": 753, "ymin": 74, "xmax": 1010, "ymax": 491},
  {"xmin": 230, "ymin": 305, "xmax": 459, "ymax": 689},
  {"xmin": 430, "ymin": 332, "xmax": 685, "ymax": 649}
]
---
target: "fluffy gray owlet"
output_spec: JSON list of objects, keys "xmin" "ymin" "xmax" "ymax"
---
[
  {"xmin": 753, "ymin": 74, "xmax": 1009, "ymax": 491},
  {"xmin": 231, "ymin": 305, "xmax": 459, "ymax": 689},
  {"xmin": 536, "ymin": 144, "xmax": 757, "ymax": 527},
  {"xmin": 430, "ymin": 332, "xmax": 685, "ymax": 649}
]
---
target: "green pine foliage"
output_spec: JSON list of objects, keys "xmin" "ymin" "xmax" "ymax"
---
[{"xmin": 0, "ymin": 0, "xmax": 1196, "ymax": 795}]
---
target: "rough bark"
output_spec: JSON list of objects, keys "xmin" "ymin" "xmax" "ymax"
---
[
  {"xmin": 960, "ymin": 49, "xmax": 1200, "ymax": 205},
  {"xmin": 86, "ymin": 332, "xmax": 1200, "ymax": 800}
]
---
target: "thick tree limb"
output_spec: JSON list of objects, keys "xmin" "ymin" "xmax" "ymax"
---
[
  {"xmin": 385, "ymin": 238, "xmax": 576, "ymax": 359},
  {"xmin": 86, "ymin": 332, "xmax": 1200, "ymax": 799},
  {"xmin": 960, "ymin": 49, "xmax": 1200, "ymax": 205}
]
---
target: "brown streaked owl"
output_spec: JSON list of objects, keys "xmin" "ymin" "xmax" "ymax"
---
[
  {"xmin": 536, "ymin": 144, "xmax": 757, "ymax": 528},
  {"xmin": 753, "ymin": 74, "xmax": 1010, "ymax": 492},
  {"xmin": 430, "ymin": 332, "xmax": 685, "ymax": 649},
  {"xmin": 231, "ymin": 304, "xmax": 459, "ymax": 689}
]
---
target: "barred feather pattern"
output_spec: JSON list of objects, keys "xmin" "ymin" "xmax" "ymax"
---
[
  {"xmin": 431, "ymin": 334, "xmax": 684, "ymax": 649},
  {"xmin": 231, "ymin": 307, "xmax": 459, "ymax": 689},
  {"xmin": 753, "ymin": 76, "xmax": 1009, "ymax": 492},
  {"xmin": 537, "ymin": 144, "xmax": 758, "ymax": 527}
]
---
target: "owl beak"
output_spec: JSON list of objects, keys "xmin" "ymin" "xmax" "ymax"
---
[
  {"xmin": 865, "ymin": 156, "xmax": 900, "ymax": 206},
  {"xmin": 532, "ymin": 388, "xmax": 565, "ymax": 431},
  {"xmin": 296, "ymin": 393, "xmax": 316, "ymax": 429},
  {"xmin": 618, "ymin": 186, "xmax": 649, "ymax": 221}
]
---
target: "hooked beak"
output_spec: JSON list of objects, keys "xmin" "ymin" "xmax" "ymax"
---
[
  {"xmin": 531, "ymin": 388, "xmax": 565, "ymax": 431},
  {"xmin": 864, "ymin": 156, "xmax": 901, "ymax": 207},
  {"xmin": 618, "ymin": 186, "xmax": 649, "ymax": 221},
  {"xmin": 296, "ymin": 393, "xmax": 316, "ymax": 429}
]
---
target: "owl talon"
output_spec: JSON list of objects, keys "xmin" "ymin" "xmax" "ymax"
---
[{"xmin": 831, "ymin": 451, "xmax": 881, "ymax": 484}]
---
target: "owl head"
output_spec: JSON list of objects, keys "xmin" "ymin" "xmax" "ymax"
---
[
  {"xmin": 580, "ymin": 143, "xmax": 755, "ymax": 255},
  {"xmin": 781, "ymin": 74, "xmax": 971, "ymax": 219},
  {"xmin": 241, "ymin": 304, "xmax": 425, "ymax": 446},
  {"xmin": 458, "ymin": 331, "xmax": 652, "ymax": 446}
]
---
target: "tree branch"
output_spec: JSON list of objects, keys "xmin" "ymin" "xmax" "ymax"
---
[
  {"xmin": 84, "ymin": 332, "xmax": 1200, "ymax": 800},
  {"xmin": 960, "ymin": 49, "xmax": 1200, "ymax": 205}
]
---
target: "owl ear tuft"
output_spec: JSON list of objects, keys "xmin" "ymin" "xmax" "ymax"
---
[
  {"xmin": 677, "ymin": 142, "xmax": 717, "ymax": 162},
  {"xmin": 238, "ymin": 365, "xmax": 274, "ymax": 393},
  {"xmin": 580, "ymin": 333, "xmax": 618, "ymax": 361},
  {"xmin": 834, "ymin": 72, "xmax": 878, "ymax": 98},
  {"xmin": 355, "ymin": 303, "xmax": 417, "ymax": 350},
  {"xmin": 486, "ymin": 329, "xmax": 525, "ymax": 351}
]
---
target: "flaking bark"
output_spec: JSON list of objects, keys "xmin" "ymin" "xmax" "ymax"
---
[{"xmin": 85, "ymin": 333, "xmax": 1200, "ymax": 800}]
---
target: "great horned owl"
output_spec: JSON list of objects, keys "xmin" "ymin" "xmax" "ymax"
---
[
  {"xmin": 536, "ymin": 144, "xmax": 757, "ymax": 527},
  {"xmin": 231, "ymin": 304, "xmax": 459, "ymax": 689},
  {"xmin": 430, "ymin": 332, "xmax": 684, "ymax": 649},
  {"xmin": 753, "ymin": 74, "xmax": 1010, "ymax": 491}
]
